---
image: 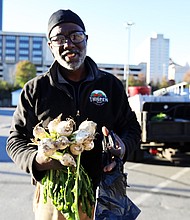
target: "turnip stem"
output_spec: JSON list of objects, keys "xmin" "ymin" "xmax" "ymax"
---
[{"xmin": 72, "ymin": 153, "xmax": 81, "ymax": 220}]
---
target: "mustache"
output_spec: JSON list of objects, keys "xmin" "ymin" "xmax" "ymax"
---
[{"xmin": 61, "ymin": 50, "xmax": 80, "ymax": 57}]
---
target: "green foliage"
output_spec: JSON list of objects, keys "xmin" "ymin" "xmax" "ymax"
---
[
  {"xmin": 15, "ymin": 60, "xmax": 36, "ymax": 88},
  {"xmin": 0, "ymin": 80, "xmax": 12, "ymax": 91},
  {"xmin": 160, "ymin": 76, "xmax": 168, "ymax": 88},
  {"xmin": 0, "ymin": 80, "xmax": 19, "ymax": 105},
  {"xmin": 149, "ymin": 77, "xmax": 173, "ymax": 92},
  {"xmin": 0, "ymin": 80, "xmax": 12, "ymax": 104},
  {"xmin": 128, "ymin": 75, "xmax": 146, "ymax": 86}
]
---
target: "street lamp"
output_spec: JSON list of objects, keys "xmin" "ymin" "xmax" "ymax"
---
[{"xmin": 124, "ymin": 21, "xmax": 135, "ymax": 95}]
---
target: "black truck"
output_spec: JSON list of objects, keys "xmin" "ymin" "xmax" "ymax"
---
[{"xmin": 128, "ymin": 89, "xmax": 190, "ymax": 162}]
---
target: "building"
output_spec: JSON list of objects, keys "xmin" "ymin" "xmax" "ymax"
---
[
  {"xmin": 168, "ymin": 59, "xmax": 190, "ymax": 83},
  {"xmin": 98, "ymin": 62, "xmax": 147, "ymax": 81},
  {"xmin": 0, "ymin": 0, "xmax": 2, "ymax": 31},
  {"xmin": 135, "ymin": 33, "xmax": 170, "ymax": 84},
  {"xmin": 0, "ymin": 31, "xmax": 53, "ymax": 83},
  {"xmin": 0, "ymin": 31, "xmax": 147, "ymax": 85},
  {"xmin": 149, "ymin": 34, "xmax": 169, "ymax": 83}
]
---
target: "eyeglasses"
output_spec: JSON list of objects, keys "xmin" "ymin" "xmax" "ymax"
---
[{"xmin": 50, "ymin": 31, "xmax": 86, "ymax": 47}]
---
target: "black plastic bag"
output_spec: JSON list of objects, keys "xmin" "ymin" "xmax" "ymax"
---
[{"xmin": 94, "ymin": 159, "xmax": 141, "ymax": 220}]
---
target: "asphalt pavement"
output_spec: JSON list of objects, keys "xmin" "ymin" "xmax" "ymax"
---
[
  {"xmin": 0, "ymin": 107, "xmax": 35, "ymax": 220},
  {"xmin": 0, "ymin": 162, "xmax": 35, "ymax": 220},
  {"xmin": 0, "ymin": 107, "xmax": 14, "ymax": 162}
]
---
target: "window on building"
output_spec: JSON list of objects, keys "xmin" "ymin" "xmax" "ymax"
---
[
  {"xmin": 19, "ymin": 55, "xmax": 29, "ymax": 61},
  {"xmin": 32, "ymin": 37, "xmax": 42, "ymax": 50},
  {"xmin": 5, "ymin": 36, "xmax": 16, "ymax": 62},
  {"xmin": 32, "ymin": 50, "xmax": 42, "ymax": 56},
  {"xmin": 5, "ymin": 55, "xmax": 15, "ymax": 62},
  {"xmin": 0, "ymin": 36, "xmax": 2, "ymax": 62},
  {"xmin": 19, "ymin": 49, "xmax": 29, "ymax": 55},
  {"xmin": 19, "ymin": 36, "xmax": 29, "ymax": 49},
  {"xmin": 5, "ymin": 49, "xmax": 15, "ymax": 54},
  {"xmin": 5, "ymin": 46, "xmax": 16, "ymax": 63},
  {"xmin": 6, "ymin": 36, "xmax": 16, "ymax": 45},
  {"xmin": 33, "ymin": 56, "xmax": 42, "ymax": 61},
  {"xmin": 33, "ymin": 37, "xmax": 43, "ymax": 42},
  {"xmin": 19, "ymin": 42, "xmax": 29, "ymax": 49},
  {"xmin": 6, "ymin": 35, "xmax": 16, "ymax": 41},
  {"xmin": 6, "ymin": 42, "xmax": 16, "ymax": 47},
  {"xmin": 32, "ymin": 37, "xmax": 43, "ymax": 64},
  {"xmin": 33, "ymin": 43, "xmax": 42, "ymax": 49},
  {"xmin": 32, "ymin": 57, "xmax": 42, "ymax": 63},
  {"xmin": 19, "ymin": 49, "xmax": 29, "ymax": 61},
  {"xmin": 20, "ymin": 36, "xmax": 29, "ymax": 41}
]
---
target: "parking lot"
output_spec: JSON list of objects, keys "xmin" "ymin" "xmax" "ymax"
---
[{"xmin": 1, "ymin": 107, "xmax": 190, "ymax": 220}]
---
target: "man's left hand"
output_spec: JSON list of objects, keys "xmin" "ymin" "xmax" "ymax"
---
[{"xmin": 102, "ymin": 126, "xmax": 126, "ymax": 172}]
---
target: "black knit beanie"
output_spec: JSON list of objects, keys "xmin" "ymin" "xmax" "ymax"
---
[{"xmin": 47, "ymin": 9, "xmax": 86, "ymax": 39}]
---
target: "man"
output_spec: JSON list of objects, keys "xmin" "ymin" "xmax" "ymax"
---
[{"xmin": 6, "ymin": 9, "xmax": 141, "ymax": 220}]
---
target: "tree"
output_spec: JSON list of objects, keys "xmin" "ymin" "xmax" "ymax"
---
[
  {"xmin": 160, "ymin": 76, "xmax": 168, "ymax": 88},
  {"xmin": 137, "ymin": 73, "xmax": 146, "ymax": 85},
  {"xmin": 128, "ymin": 75, "xmax": 136, "ymax": 86},
  {"xmin": 15, "ymin": 60, "xmax": 36, "ymax": 88},
  {"xmin": 0, "ymin": 80, "xmax": 12, "ymax": 91},
  {"xmin": 0, "ymin": 80, "xmax": 13, "ymax": 106},
  {"xmin": 128, "ymin": 73, "xmax": 146, "ymax": 86}
]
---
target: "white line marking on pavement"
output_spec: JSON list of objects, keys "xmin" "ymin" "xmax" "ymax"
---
[
  {"xmin": 132, "ymin": 167, "xmax": 190, "ymax": 205},
  {"xmin": 127, "ymin": 163, "xmax": 142, "ymax": 170}
]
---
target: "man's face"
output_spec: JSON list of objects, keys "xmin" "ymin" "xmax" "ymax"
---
[{"xmin": 48, "ymin": 23, "xmax": 88, "ymax": 71}]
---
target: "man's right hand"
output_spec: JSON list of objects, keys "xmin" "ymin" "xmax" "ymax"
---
[{"xmin": 33, "ymin": 152, "xmax": 63, "ymax": 171}]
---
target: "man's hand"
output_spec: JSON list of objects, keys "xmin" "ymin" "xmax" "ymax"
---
[
  {"xmin": 33, "ymin": 151, "xmax": 63, "ymax": 171},
  {"xmin": 102, "ymin": 126, "xmax": 126, "ymax": 172}
]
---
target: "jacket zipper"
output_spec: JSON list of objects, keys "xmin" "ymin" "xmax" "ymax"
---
[
  {"xmin": 76, "ymin": 110, "xmax": 80, "ymax": 117},
  {"xmin": 73, "ymin": 84, "xmax": 81, "ymax": 127},
  {"xmin": 75, "ymin": 81, "xmax": 85, "ymax": 127}
]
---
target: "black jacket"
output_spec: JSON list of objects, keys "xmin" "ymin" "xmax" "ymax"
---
[{"xmin": 6, "ymin": 56, "xmax": 141, "ymax": 188}]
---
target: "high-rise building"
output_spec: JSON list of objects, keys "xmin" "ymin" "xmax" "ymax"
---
[
  {"xmin": 149, "ymin": 34, "xmax": 169, "ymax": 83},
  {"xmin": 135, "ymin": 33, "xmax": 170, "ymax": 84},
  {"xmin": 0, "ymin": 0, "xmax": 2, "ymax": 31}
]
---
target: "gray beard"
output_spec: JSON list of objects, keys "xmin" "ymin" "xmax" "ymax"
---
[{"xmin": 62, "ymin": 48, "xmax": 86, "ymax": 71}]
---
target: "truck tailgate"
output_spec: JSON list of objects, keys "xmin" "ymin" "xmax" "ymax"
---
[{"xmin": 146, "ymin": 121, "xmax": 190, "ymax": 142}]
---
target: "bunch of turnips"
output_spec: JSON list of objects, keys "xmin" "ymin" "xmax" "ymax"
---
[{"xmin": 31, "ymin": 114, "xmax": 97, "ymax": 220}]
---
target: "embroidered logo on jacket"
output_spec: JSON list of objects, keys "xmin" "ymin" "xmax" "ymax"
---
[{"xmin": 89, "ymin": 90, "xmax": 108, "ymax": 105}]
